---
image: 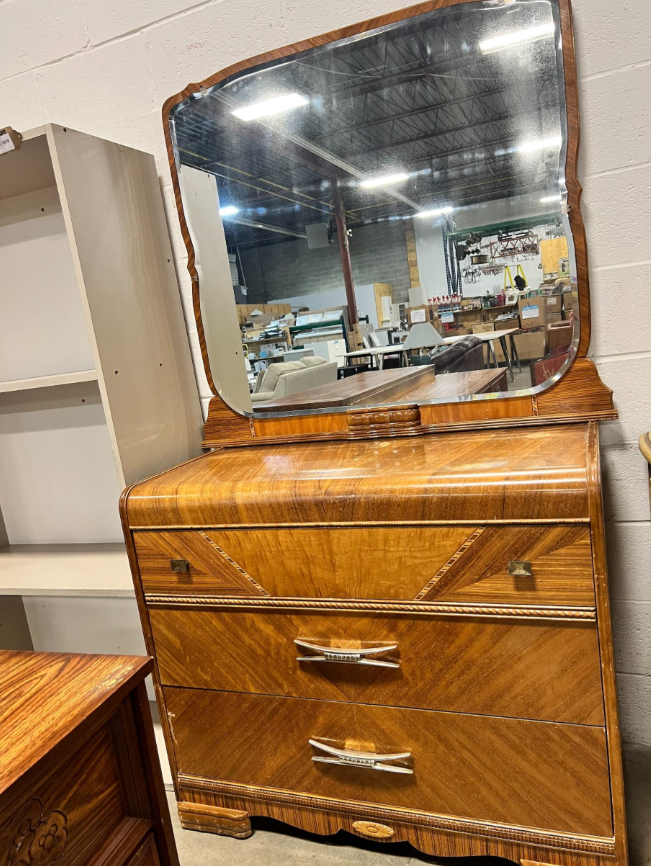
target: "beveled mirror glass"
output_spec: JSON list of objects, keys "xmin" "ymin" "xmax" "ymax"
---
[{"xmin": 169, "ymin": 0, "xmax": 582, "ymax": 417}]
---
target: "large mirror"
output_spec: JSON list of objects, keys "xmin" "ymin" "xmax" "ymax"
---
[{"xmin": 169, "ymin": 0, "xmax": 580, "ymax": 416}]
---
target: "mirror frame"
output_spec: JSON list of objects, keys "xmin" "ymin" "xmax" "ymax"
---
[{"xmin": 162, "ymin": 0, "xmax": 616, "ymax": 448}]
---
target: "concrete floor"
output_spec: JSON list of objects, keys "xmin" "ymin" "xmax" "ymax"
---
[{"xmin": 167, "ymin": 745, "xmax": 651, "ymax": 866}]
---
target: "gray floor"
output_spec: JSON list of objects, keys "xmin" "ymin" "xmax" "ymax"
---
[{"xmin": 167, "ymin": 745, "xmax": 651, "ymax": 866}]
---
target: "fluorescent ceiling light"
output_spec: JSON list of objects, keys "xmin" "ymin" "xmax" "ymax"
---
[
  {"xmin": 219, "ymin": 205, "xmax": 239, "ymax": 216},
  {"xmin": 231, "ymin": 93, "xmax": 308, "ymax": 121},
  {"xmin": 517, "ymin": 135, "xmax": 562, "ymax": 153},
  {"xmin": 360, "ymin": 172, "xmax": 409, "ymax": 188},
  {"xmin": 415, "ymin": 206, "xmax": 454, "ymax": 218},
  {"xmin": 480, "ymin": 22, "xmax": 555, "ymax": 53},
  {"xmin": 540, "ymin": 194, "xmax": 562, "ymax": 203}
]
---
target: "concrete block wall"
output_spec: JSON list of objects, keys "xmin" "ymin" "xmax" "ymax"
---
[
  {"xmin": 241, "ymin": 219, "xmax": 412, "ymax": 304},
  {"xmin": 1, "ymin": 0, "xmax": 649, "ymax": 745}
]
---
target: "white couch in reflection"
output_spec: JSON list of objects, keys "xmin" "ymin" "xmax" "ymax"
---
[{"xmin": 251, "ymin": 356, "xmax": 338, "ymax": 403}]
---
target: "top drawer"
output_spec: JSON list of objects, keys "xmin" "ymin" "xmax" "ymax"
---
[{"xmin": 134, "ymin": 524, "xmax": 594, "ymax": 607}]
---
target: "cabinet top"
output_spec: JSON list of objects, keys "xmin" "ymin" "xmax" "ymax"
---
[
  {"xmin": 125, "ymin": 423, "xmax": 595, "ymax": 527},
  {"xmin": 0, "ymin": 651, "xmax": 151, "ymax": 794}
]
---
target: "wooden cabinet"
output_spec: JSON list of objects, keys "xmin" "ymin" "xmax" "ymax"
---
[
  {"xmin": 122, "ymin": 421, "xmax": 626, "ymax": 865},
  {"xmin": 0, "ymin": 652, "xmax": 178, "ymax": 866}
]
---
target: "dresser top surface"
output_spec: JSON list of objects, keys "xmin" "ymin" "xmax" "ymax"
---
[
  {"xmin": 126, "ymin": 423, "xmax": 594, "ymax": 526},
  {"xmin": 0, "ymin": 651, "xmax": 151, "ymax": 794}
]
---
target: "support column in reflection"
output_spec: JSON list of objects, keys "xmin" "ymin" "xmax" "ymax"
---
[{"xmin": 333, "ymin": 181, "xmax": 358, "ymax": 325}]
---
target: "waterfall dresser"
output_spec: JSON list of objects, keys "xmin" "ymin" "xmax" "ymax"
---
[
  {"xmin": 122, "ymin": 0, "xmax": 628, "ymax": 863},
  {"xmin": 122, "ymin": 406, "xmax": 627, "ymax": 866}
]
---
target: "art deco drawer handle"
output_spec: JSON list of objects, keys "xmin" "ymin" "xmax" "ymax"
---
[
  {"xmin": 295, "ymin": 639, "xmax": 399, "ymax": 669},
  {"xmin": 170, "ymin": 559, "xmax": 189, "ymax": 573},
  {"xmin": 508, "ymin": 560, "xmax": 533, "ymax": 576},
  {"xmin": 309, "ymin": 739, "xmax": 413, "ymax": 774}
]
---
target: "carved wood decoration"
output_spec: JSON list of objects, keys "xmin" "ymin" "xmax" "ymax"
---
[
  {"xmin": 161, "ymin": 0, "xmax": 615, "ymax": 448},
  {"xmin": 6, "ymin": 800, "xmax": 68, "ymax": 866},
  {"xmin": 353, "ymin": 821, "xmax": 395, "ymax": 840},
  {"xmin": 0, "ymin": 652, "xmax": 179, "ymax": 866}
]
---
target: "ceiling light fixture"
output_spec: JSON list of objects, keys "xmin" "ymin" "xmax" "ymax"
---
[
  {"xmin": 517, "ymin": 135, "xmax": 562, "ymax": 153},
  {"xmin": 479, "ymin": 21, "xmax": 555, "ymax": 53},
  {"xmin": 540, "ymin": 194, "xmax": 562, "ymax": 203},
  {"xmin": 360, "ymin": 172, "xmax": 410, "ymax": 188},
  {"xmin": 415, "ymin": 206, "xmax": 454, "ymax": 218},
  {"xmin": 219, "ymin": 205, "xmax": 240, "ymax": 216},
  {"xmin": 231, "ymin": 93, "xmax": 308, "ymax": 121}
]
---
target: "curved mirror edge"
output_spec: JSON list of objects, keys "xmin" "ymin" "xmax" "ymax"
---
[{"xmin": 168, "ymin": 0, "xmax": 585, "ymax": 420}]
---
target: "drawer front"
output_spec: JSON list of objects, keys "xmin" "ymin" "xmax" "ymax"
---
[
  {"xmin": 165, "ymin": 687, "xmax": 612, "ymax": 838},
  {"xmin": 136, "ymin": 524, "xmax": 595, "ymax": 606},
  {"xmin": 152, "ymin": 608, "xmax": 604, "ymax": 725},
  {"xmin": 0, "ymin": 727, "xmax": 126, "ymax": 866},
  {"xmin": 125, "ymin": 834, "xmax": 161, "ymax": 866}
]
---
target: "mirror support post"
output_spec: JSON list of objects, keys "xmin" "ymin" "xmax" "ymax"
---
[{"xmin": 333, "ymin": 182, "xmax": 358, "ymax": 325}]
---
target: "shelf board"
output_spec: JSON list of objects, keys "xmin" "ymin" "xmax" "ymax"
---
[
  {"xmin": 0, "ymin": 370, "xmax": 97, "ymax": 394},
  {"xmin": 0, "ymin": 543, "xmax": 134, "ymax": 597}
]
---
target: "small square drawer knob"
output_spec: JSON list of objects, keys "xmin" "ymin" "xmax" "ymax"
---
[
  {"xmin": 508, "ymin": 560, "xmax": 533, "ymax": 577},
  {"xmin": 170, "ymin": 559, "xmax": 190, "ymax": 573}
]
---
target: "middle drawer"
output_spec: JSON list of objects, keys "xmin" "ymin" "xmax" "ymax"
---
[{"xmin": 150, "ymin": 607, "xmax": 604, "ymax": 725}]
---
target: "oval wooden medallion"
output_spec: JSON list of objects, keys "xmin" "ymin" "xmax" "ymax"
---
[{"xmin": 352, "ymin": 820, "xmax": 394, "ymax": 839}]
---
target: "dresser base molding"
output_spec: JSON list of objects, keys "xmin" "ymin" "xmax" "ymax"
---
[
  {"xmin": 177, "ymin": 776, "xmax": 615, "ymax": 858},
  {"xmin": 177, "ymin": 781, "xmax": 615, "ymax": 864},
  {"xmin": 177, "ymin": 802, "xmax": 252, "ymax": 838}
]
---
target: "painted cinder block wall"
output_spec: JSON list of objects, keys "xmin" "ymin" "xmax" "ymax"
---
[
  {"xmin": 241, "ymin": 219, "xmax": 413, "ymax": 304},
  {"xmin": 1, "ymin": 0, "xmax": 649, "ymax": 744}
]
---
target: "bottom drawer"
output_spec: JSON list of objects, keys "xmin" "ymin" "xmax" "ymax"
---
[
  {"xmin": 165, "ymin": 687, "xmax": 613, "ymax": 839},
  {"xmin": 126, "ymin": 834, "xmax": 161, "ymax": 866}
]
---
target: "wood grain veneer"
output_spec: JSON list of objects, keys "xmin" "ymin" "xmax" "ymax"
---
[
  {"xmin": 151, "ymin": 608, "xmax": 604, "ymax": 724},
  {"xmin": 135, "ymin": 524, "xmax": 594, "ymax": 606},
  {"xmin": 126, "ymin": 424, "xmax": 591, "ymax": 527},
  {"xmin": 0, "ymin": 652, "xmax": 178, "ymax": 866},
  {"xmin": 203, "ymin": 359, "xmax": 616, "ymax": 447},
  {"xmin": 165, "ymin": 687, "xmax": 612, "ymax": 838},
  {"xmin": 123, "ymin": 420, "xmax": 627, "ymax": 864},
  {"xmin": 252, "ymin": 367, "xmax": 437, "ymax": 411}
]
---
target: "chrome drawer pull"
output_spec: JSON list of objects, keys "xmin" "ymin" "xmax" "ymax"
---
[
  {"xmin": 295, "ymin": 639, "xmax": 399, "ymax": 669},
  {"xmin": 309, "ymin": 739, "xmax": 413, "ymax": 774}
]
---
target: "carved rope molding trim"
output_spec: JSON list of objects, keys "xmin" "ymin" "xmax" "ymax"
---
[
  {"xmin": 177, "ymin": 775, "xmax": 615, "ymax": 855},
  {"xmin": 145, "ymin": 595, "xmax": 596, "ymax": 620}
]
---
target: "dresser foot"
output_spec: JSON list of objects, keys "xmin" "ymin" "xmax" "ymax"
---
[{"xmin": 178, "ymin": 801, "xmax": 252, "ymax": 838}]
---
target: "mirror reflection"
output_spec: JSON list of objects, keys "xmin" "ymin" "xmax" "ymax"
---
[{"xmin": 171, "ymin": 0, "xmax": 578, "ymax": 415}]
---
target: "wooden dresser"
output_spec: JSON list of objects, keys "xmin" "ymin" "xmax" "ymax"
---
[
  {"xmin": 127, "ymin": 0, "xmax": 628, "ymax": 861},
  {"xmin": 122, "ymin": 421, "xmax": 627, "ymax": 864},
  {"xmin": 0, "ymin": 652, "xmax": 179, "ymax": 866}
]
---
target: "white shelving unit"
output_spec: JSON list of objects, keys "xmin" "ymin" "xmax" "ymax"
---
[{"xmin": 0, "ymin": 124, "xmax": 203, "ymax": 622}]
